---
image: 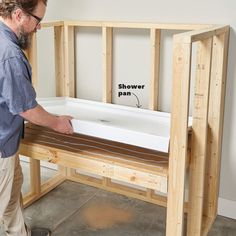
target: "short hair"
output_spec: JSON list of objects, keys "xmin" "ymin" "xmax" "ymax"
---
[{"xmin": 0, "ymin": 0, "xmax": 47, "ymax": 19}]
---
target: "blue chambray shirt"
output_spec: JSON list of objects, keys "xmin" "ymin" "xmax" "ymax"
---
[{"xmin": 0, "ymin": 21, "xmax": 38, "ymax": 158}]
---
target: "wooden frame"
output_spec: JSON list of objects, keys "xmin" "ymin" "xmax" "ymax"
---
[{"xmin": 21, "ymin": 21, "xmax": 230, "ymax": 236}]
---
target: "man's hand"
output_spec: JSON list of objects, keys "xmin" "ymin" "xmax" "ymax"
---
[{"xmin": 52, "ymin": 115, "xmax": 73, "ymax": 134}]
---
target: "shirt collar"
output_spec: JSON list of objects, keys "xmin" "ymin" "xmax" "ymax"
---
[{"xmin": 0, "ymin": 20, "xmax": 19, "ymax": 46}]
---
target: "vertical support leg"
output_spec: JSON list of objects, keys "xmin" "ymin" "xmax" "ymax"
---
[
  {"xmin": 102, "ymin": 27, "xmax": 113, "ymax": 103},
  {"xmin": 66, "ymin": 168, "xmax": 76, "ymax": 178},
  {"xmin": 30, "ymin": 159, "xmax": 41, "ymax": 195},
  {"xmin": 166, "ymin": 38, "xmax": 192, "ymax": 236},
  {"xmin": 146, "ymin": 189, "xmax": 155, "ymax": 200},
  {"xmin": 203, "ymin": 30, "xmax": 230, "ymax": 220},
  {"xmin": 149, "ymin": 29, "xmax": 161, "ymax": 110},
  {"xmin": 58, "ymin": 165, "xmax": 67, "ymax": 177},
  {"xmin": 187, "ymin": 37, "xmax": 213, "ymax": 236},
  {"xmin": 102, "ymin": 177, "xmax": 111, "ymax": 186}
]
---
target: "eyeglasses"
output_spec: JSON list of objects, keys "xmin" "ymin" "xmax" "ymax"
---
[
  {"xmin": 18, "ymin": 6, "xmax": 42, "ymax": 25},
  {"xmin": 25, "ymin": 11, "xmax": 42, "ymax": 25}
]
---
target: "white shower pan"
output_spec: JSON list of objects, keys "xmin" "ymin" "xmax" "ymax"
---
[{"xmin": 37, "ymin": 97, "xmax": 179, "ymax": 153}]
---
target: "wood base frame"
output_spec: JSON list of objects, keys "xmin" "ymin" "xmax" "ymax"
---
[{"xmin": 22, "ymin": 20, "xmax": 230, "ymax": 236}]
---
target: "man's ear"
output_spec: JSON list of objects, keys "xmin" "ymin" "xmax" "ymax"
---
[{"xmin": 13, "ymin": 8, "xmax": 24, "ymax": 24}]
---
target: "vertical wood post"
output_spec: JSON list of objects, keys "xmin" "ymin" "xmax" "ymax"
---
[
  {"xmin": 54, "ymin": 26, "xmax": 65, "ymax": 96},
  {"xmin": 102, "ymin": 27, "xmax": 113, "ymax": 103},
  {"xmin": 30, "ymin": 159, "xmax": 41, "ymax": 194},
  {"xmin": 203, "ymin": 30, "xmax": 230, "ymax": 219},
  {"xmin": 55, "ymin": 24, "xmax": 75, "ymax": 97},
  {"xmin": 149, "ymin": 29, "xmax": 161, "ymax": 110},
  {"xmin": 166, "ymin": 38, "xmax": 192, "ymax": 236},
  {"xmin": 187, "ymin": 37, "xmax": 213, "ymax": 236},
  {"xmin": 64, "ymin": 25, "xmax": 75, "ymax": 97}
]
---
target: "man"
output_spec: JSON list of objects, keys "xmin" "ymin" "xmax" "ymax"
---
[{"xmin": 0, "ymin": 0, "xmax": 73, "ymax": 235}]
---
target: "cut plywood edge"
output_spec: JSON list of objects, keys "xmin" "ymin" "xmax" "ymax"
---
[{"xmin": 37, "ymin": 97, "xmax": 192, "ymax": 153}]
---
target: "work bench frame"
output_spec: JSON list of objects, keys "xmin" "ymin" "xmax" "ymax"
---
[{"xmin": 20, "ymin": 20, "xmax": 230, "ymax": 236}]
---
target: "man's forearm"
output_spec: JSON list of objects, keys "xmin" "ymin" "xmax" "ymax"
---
[
  {"xmin": 19, "ymin": 104, "xmax": 73, "ymax": 134},
  {"xmin": 20, "ymin": 104, "xmax": 58, "ymax": 129}
]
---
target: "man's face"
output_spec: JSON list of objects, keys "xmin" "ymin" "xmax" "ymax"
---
[{"xmin": 17, "ymin": 1, "xmax": 46, "ymax": 49}]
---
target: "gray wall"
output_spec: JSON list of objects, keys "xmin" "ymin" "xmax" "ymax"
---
[{"xmin": 37, "ymin": 0, "xmax": 236, "ymax": 217}]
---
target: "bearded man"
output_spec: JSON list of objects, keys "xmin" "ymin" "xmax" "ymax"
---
[{"xmin": 0, "ymin": 1, "xmax": 74, "ymax": 235}]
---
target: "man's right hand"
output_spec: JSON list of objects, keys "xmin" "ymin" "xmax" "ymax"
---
[{"xmin": 52, "ymin": 115, "xmax": 74, "ymax": 134}]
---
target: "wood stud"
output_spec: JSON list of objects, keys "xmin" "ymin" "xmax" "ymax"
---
[
  {"xmin": 166, "ymin": 40, "xmax": 192, "ymax": 236},
  {"xmin": 64, "ymin": 25, "xmax": 75, "ymax": 97},
  {"xmin": 149, "ymin": 29, "xmax": 161, "ymax": 110},
  {"xmin": 102, "ymin": 27, "xmax": 113, "ymax": 103},
  {"xmin": 54, "ymin": 26, "xmax": 65, "ymax": 96},
  {"xmin": 187, "ymin": 37, "xmax": 213, "ymax": 235},
  {"xmin": 203, "ymin": 31, "xmax": 230, "ymax": 219}
]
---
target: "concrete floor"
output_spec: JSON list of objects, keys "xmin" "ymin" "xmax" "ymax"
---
[{"xmin": 1, "ymin": 162, "xmax": 236, "ymax": 236}]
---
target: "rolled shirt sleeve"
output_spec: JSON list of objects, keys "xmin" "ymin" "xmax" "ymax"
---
[{"xmin": 0, "ymin": 55, "xmax": 38, "ymax": 115}]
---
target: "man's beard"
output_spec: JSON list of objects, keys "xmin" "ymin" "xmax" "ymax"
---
[{"xmin": 18, "ymin": 26, "xmax": 31, "ymax": 50}]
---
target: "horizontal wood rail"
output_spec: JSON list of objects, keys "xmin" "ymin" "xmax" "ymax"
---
[{"xmin": 174, "ymin": 25, "xmax": 229, "ymax": 43}]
